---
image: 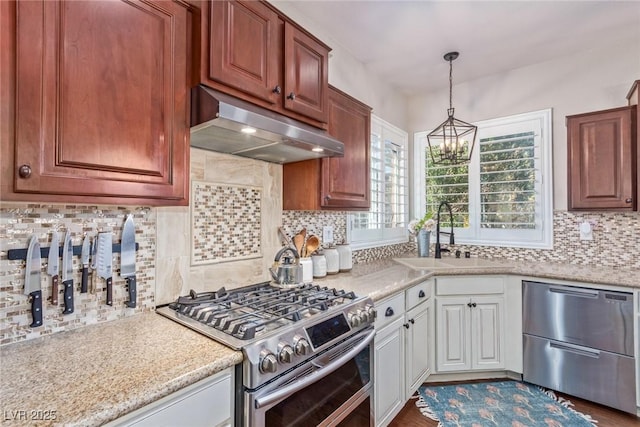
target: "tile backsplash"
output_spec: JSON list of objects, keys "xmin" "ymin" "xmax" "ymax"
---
[{"xmin": 0, "ymin": 204, "xmax": 155, "ymax": 345}]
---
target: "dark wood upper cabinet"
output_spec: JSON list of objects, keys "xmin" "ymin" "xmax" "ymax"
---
[
  {"xmin": 2, "ymin": 0, "xmax": 191, "ymax": 205},
  {"xmin": 196, "ymin": 0, "xmax": 330, "ymax": 127},
  {"xmin": 567, "ymin": 106, "xmax": 637, "ymax": 210},
  {"xmin": 283, "ymin": 86, "xmax": 371, "ymax": 210}
]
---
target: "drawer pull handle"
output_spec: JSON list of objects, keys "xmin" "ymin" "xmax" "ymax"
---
[
  {"xmin": 549, "ymin": 341, "xmax": 600, "ymax": 358},
  {"xmin": 385, "ymin": 307, "xmax": 394, "ymax": 317},
  {"xmin": 549, "ymin": 287, "xmax": 598, "ymax": 298},
  {"xmin": 418, "ymin": 290, "xmax": 425, "ymax": 298}
]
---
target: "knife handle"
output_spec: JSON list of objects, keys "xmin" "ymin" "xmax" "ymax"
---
[
  {"xmin": 62, "ymin": 280, "xmax": 74, "ymax": 314},
  {"xmin": 49, "ymin": 275, "xmax": 59, "ymax": 305},
  {"xmin": 29, "ymin": 290, "xmax": 43, "ymax": 328},
  {"xmin": 125, "ymin": 276, "xmax": 137, "ymax": 309},
  {"xmin": 81, "ymin": 266, "xmax": 88, "ymax": 294},
  {"xmin": 106, "ymin": 277, "xmax": 113, "ymax": 306}
]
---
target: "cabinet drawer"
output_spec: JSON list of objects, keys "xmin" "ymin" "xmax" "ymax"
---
[
  {"xmin": 406, "ymin": 281, "xmax": 432, "ymax": 310},
  {"xmin": 436, "ymin": 276, "xmax": 504, "ymax": 295},
  {"xmin": 375, "ymin": 293, "xmax": 404, "ymax": 330}
]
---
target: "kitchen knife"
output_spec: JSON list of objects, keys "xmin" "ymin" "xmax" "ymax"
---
[
  {"xmin": 89, "ymin": 234, "xmax": 98, "ymax": 293},
  {"xmin": 61, "ymin": 232, "xmax": 74, "ymax": 314},
  {"xmin": 80, "ymin": 234, "xmax": 90, "ymax": 293},
  {"xmin": 47, "ymin": 231, "xmax": 59, "ymax": 305},
  {"xmin": 97, "ymin": 232, "xmax": 113, "ymax": 306},
  {"xmin": 121, "ymin": 215, "xmax": 137, "ymax": 308},
  {"xmin": 24, "ymin": 235, "xmax": 43, "ymax": 328}
]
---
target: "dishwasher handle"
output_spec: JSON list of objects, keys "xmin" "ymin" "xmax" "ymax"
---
[
  {"xmin": 550, "ymin": 341, "xmax": 600, "ymax": 358},
  {"xmin": 549, "ymin": 286, "xmax": 599, "ymax": 299}
]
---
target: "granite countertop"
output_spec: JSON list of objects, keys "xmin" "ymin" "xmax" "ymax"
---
[
  {"xmin": 314, "ymin": 255, "xmax": 639, "ymax": 301},
  {"xmin": 1, "ymin": 256, "xmax": 637, "ymax": 426},
  {"xmin": 0, "ymin": 312, "xmax": 242, "ymax": 427}
]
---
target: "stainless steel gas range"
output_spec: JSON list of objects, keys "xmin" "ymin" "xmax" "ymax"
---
[{"xmin": 157, "ymin": 282, "xmax": 376, "ymax": 427}]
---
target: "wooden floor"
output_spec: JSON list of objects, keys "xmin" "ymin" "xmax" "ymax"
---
[{"xmin": 388, "ymin": 379, "xmax": 640, "ymax": 427}]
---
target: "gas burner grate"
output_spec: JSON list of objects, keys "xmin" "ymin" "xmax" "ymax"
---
[{"xmin": 167, "ymin": 283, "xmax": 357, "ymax": 340}]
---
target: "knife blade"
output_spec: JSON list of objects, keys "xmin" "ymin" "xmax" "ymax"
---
[
  {"xmin": 80, "ymin": 234, "xmax": 90, "ymax": 293},
  {"xmin": 24, "ymin": 235, "xmax": 43, "ymax": 328},
  {"xmin": 47, "ymin": 231, "xmax": 59, "ymax": 305},
  {"xmin": 61, "ymin": 232, "xmax": 74, "ymax": 314},
  {"xmin": 89, "ymin": 233, "xmax": 98, "ymax": 293},
  {"xmin": 97, "ymin": 232, "xmax": 113, "ymax": 306},
  {"xmin": 121, "ymin": 215, "xmax": 137, "ymax": 308}
]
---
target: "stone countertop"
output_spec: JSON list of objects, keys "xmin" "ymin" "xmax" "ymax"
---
[
  {"xmin": 0, "ymin": 312, "xmax": 242, "ymax": 427},
  {"xmin": 313, "ymin": 255, "xmax": 639, "ymax": 301}
]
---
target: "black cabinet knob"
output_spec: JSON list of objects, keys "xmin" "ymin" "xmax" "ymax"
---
[
  {"xmin": 403, "ymin": 323, "xmax": 410, "ymax": 329},
  {"xmin": 385, "ymin": 307, "xmax": 394, "ymax": 317},
  {"xmin": 287, "ymin": 92, "xmax": 296, "ymax": 100},
  {"xmin": 273, "ymin": 85, "xmax": 282, "ymax": 94},
  {"xmin": 471, "ymin": 302, "xmax": 477, "ymax": 308},
  {"xmin": 409, "ymin": 319, "xmax": 415, "ymax": 324},
  {"xmin": 18, "ymin": 164, "xmax": 32, "ymax": 178}
]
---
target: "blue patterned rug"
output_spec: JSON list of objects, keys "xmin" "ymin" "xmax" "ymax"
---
[{"xmin": 416, "ymin": 380, "xmax": 597, "ymax": 426}]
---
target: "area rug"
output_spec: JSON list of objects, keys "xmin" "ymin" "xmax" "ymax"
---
[{"xmin": 416, "ymin": 380, "xmax": 597, "ymax": 426}]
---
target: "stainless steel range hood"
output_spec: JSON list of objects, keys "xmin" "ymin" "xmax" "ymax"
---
[{"xmin": 190, "ymin": 85, "xmax": 344, "ymax": 164}]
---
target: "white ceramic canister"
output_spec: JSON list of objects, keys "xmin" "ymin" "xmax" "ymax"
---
[
  {"xmin": 299, "ymin": 257, "xmax": 313, "ymax": 283},
  {"xmin": 324, "ymin": 247, "xmax": 339, "ymax": 274},
  {"xmin": 336, "ymin": 243, "xmax": 353, "ymax": 271},
  {"xmin": 312, "ymin": 254, "xmax": 327, "ymax": 278}
]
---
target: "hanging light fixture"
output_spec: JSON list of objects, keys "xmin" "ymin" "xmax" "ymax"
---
[{"xmin": 427, "ymin": 51, "xmax": 477, "ymax": 165}]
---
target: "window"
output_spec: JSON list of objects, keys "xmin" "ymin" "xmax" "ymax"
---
[
  {"xmin": 414, "ymin": 109, "xmax": 553, "ymax": 249},
  {"xmin": 348, "ymin": 115, "xmax": 409, "ymax": 249}
]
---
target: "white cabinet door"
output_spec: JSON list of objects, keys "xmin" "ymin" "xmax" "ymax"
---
[
  {"xmin": 405, "ymin": 299, "xmax": 431, "ymax": 398},
  {"xmin": 471, "ymin": 296, "xmax": 505, "ymax": 370},
  {"xmin": 106, "ymin": 369, "xmax": 233, "ymax": 427},
  {"xmin": 435, "ymin": 297, "xmax": 471, "ymax": 372},
  {"xmin": 374, "ymin": 316, "xmax": 405, "ymax": 427}
]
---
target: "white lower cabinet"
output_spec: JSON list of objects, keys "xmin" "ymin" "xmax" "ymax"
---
[
  {"xmin": 106, "ymin": 368, "xmax": 234, "ymax": 427},
  {"xmin": 374, "ymin": 280, "xmax": 433, "ymax": 427},
  {"xmin": 435, "ymin": 276, "xmax": 505, "ymax": 373}
]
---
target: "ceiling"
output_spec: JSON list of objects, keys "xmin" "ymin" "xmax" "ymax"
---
[{"xmin": 278, "ymin": 0, "xmax": 640, "ymax": 96}]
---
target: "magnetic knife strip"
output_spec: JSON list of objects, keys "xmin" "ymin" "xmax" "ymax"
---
[{"xmin": 7, "ymin": 243, "xmax": 139, "ymax": 260}]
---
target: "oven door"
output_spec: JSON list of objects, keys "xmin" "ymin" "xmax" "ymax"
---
[{"xmin": 246, "ymin": 328, "xmax": 374, "ymax": 427}]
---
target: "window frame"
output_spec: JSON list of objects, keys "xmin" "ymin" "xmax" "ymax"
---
[
  {"xmin": 347, "ymin": 115, "xmax": 409, "ymax": 250},
  {"xmin": 414, "ymin": 108, "xmax": 554, "ymax": 249}
]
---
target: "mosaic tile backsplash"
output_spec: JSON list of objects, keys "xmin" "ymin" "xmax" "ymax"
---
[
  {"xmin": 0, "ymin": 204, "xmax": 155, "ymax": 346},
  {"xmin": 191, "ymin": 182, "xmax": 262, "ymax": 264}
]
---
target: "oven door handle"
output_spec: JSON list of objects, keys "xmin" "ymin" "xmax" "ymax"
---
[{"xmin": 254, "ymin": 329, "xmax": 375, "ymax": 409}]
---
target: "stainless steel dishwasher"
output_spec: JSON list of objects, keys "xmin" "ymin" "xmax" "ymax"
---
[{"xmin": 522, "ymin": 281, "xmax": 636, "ymax": 414}]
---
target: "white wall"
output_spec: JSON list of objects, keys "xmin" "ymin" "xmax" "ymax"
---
[
  {"xmin": 407, "ymin": 39, "xmax": 640, "ymax": 211},
  {"xmin": 271, "ymin": 1, "xmax": 408, "ymax": 130}
]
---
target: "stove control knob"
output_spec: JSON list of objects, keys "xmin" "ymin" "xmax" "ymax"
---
[
  {"xmin": 348, "ymin": 311, "xmax": 362, "ymax": 327},
  {"xmin": 294, "ymin": 337, "xmax": 311, "ymax": 356},
  {"xmin": 363, "ymin": 305, "xmax": 377, "ymax": 323},
  {"xmin": 278, "ymin": 344, "xmax": 295, "ymax": 364},
  {"xmin": 259, "ymin": 350, "xmax": 278, "ymax": 374}
]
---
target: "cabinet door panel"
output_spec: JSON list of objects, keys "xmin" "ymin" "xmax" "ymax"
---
[
  {"xmin": 436, "ymin": 298, "xmax": 470, "ymax": 372},
  {"xmin": 567, "ymin": 106, "xmax": 635, "ymax": 210},
  {"xmin": 209, "ymin": 0, "xmax": 279, "ymax": 104},
  {"xmin": 374, "ymin": 318, "xmax": 404, "ymax": 427},
  {"xmin": 321, "ymin": 87, "xmax": 371, "ymax": 209},
  {"xmin": 405, "ymin": 302, "xmax": 431, "ymax": 398},
  {"xmin": 472, "ymin": 298, "xmax": 504, "ymax": 370},
  {"xmin": 13, "ymin": 0, "xmax": 188, "ymax": 202},
  {"xmin": 283, "ymin": 23, "xmax": 328, "ymax": 123}
]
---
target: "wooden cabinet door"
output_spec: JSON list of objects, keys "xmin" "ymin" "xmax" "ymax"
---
[
  {"xmin": 405, "ymin": 300, "xmax": 431, "ymax": 399},
  {"xmin": 567, "ymin": 106, "xmax": 636, "ymax": 210},
  {"xmin": 208, "ymin": 0, "xmax": 280, "ymax": 104},
  {"xmin": 435, "ymin": 297, "xmax": 471, "ymax": 372},
  {"xmin": 471, "ymin": 297, "xmax": 505, "ymax": 370},
  {"xmin": 11, "ymin": 0, "xmax": 189, "ymax": 204},
  {"xmin": 283, "ymin": 23, "xmax": 329, "ymax": 123},
  {"xmin": 321, "ymin": 86, "xmax": 371, "ymax": 209},
  {"xmin": 374, "ymin": 317, "xmax": 405, "ymax": 427}
]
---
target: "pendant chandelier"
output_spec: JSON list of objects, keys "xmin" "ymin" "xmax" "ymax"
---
[{"xmin": 427, "ymin": 52, "xmax": 477, "ymax": 165}]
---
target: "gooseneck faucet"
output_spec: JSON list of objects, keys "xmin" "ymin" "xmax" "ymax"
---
[{"xmin": 435, "ymin": 201, "xmax": 455, "ymax": 258}]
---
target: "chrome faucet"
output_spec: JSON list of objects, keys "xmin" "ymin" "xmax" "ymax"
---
[{"xmin": 435, "ymin": 201, "xmax": 455, "ymax": 258}]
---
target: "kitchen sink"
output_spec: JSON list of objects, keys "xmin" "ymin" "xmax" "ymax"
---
[{"xmin": 393, "ymin": 257, "xmax": 507, "ymax": 271}]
